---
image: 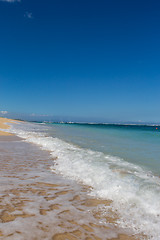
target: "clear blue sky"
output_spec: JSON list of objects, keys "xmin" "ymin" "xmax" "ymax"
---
[{"xmin": 0, "ymin": 0, "xmax": 160, "ymax": 122}]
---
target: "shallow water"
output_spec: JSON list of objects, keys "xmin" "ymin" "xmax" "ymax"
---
[
  {"xmin": 45, "ymin": 123, "xmax": 160, "ymax": 174},
  {"xmin": 5, "ymin": 121, "xmax": 160, "ymax": 239},
  {"xmin": 0, "ymin": 136, "xmax": 136, "ymax": 240}
]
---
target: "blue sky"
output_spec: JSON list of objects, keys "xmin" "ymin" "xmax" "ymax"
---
[{"xmin": 0, "ymin": 0, "xmax": 160, "ymax": 122}]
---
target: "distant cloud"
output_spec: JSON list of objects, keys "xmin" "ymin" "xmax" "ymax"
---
[
  {"xmin": 24, "ymin": 12, "xmax": 33, "ymax": 19},
  {"xmin": 31, "ymin": 113, "xmax": 49, "ymax": 117},
  {"xmin": 0, "ymin": 111, "xmax": 8, "ymax": 114},
  {"xmin": 0, "ymin": 0, "xmax": 21, "ymax": 2}
]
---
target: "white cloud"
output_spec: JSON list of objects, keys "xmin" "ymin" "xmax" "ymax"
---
[
  {"xmin": 0, "ymin": 111, "xmax": 8, "ymax": 114},
  {"xmin": 24, "ymin": 12, "xmax": 33, "ymax": 19},
  {"xmin": 30, "ymin": 113, "xmax": 49, "ymax": 117},
  {"xmin": 0, "ymin": 0, "xmax": 21, "ymax": 2}
]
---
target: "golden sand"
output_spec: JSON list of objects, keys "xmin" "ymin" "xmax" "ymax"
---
[
  {"xmin": 0, "ymin": 117, "xmax": 17, "ymax": 136},
  {"xmin": 0, "ymin": 181, "xmax": 139, "ymax": 239}
]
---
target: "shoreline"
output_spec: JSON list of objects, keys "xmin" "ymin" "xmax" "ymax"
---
[
  {"xmin": 0, "ymin": 117, "xmax": 19, "ymax": 136},
  {"xmin": 0, "ymin": 117, "xmax": 140, "ymax": 240}
]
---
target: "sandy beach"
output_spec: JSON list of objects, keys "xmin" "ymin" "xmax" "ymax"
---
[
  {"xmin": 0, "ymin": 118, "xmax": 140, "ymax": 240},
  {"xmin": 0, "ymin": 118, "xmax": 15, "ymax": 136}
]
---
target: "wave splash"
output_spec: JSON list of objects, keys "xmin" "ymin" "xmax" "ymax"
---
[{"xmin": 8, "ymin": 121, "xmax": 160, "ymax": 240}]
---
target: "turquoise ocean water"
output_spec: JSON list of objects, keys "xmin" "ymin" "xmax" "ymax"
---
[
  {"xmin": 8, "ymin": 121, "xmax": 160, "ymax": 239},
  {"xmin": 46, "ymin": 123, "xmax": 160, "ymax": 174}
]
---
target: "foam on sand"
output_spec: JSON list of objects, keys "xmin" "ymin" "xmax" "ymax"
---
[
  {"xmin": 5, "ymin": 121, "xmax": 160, "ymax": 240},
  {"xmin": 0, "ymin": 130, "xmax": 137, "ymax": 240}
]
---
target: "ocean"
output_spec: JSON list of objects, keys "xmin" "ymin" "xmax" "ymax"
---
[{"xmin": 7, "ymin": 121, "xmax": 160, "ymax": 239}]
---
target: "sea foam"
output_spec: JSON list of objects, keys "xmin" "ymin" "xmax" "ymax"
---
[{"xmin": 7, "ymin": 121, "xmax": 160, "ymax": 240}]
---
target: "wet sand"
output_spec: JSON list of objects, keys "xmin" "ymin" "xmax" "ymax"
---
[
  {"xmin": 0, "ymin": 118, "xmax": 141, "ymax": 239},
  {"xmin": 0, "ymin": 117, "xmax": 18, "ymax": 136}
]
